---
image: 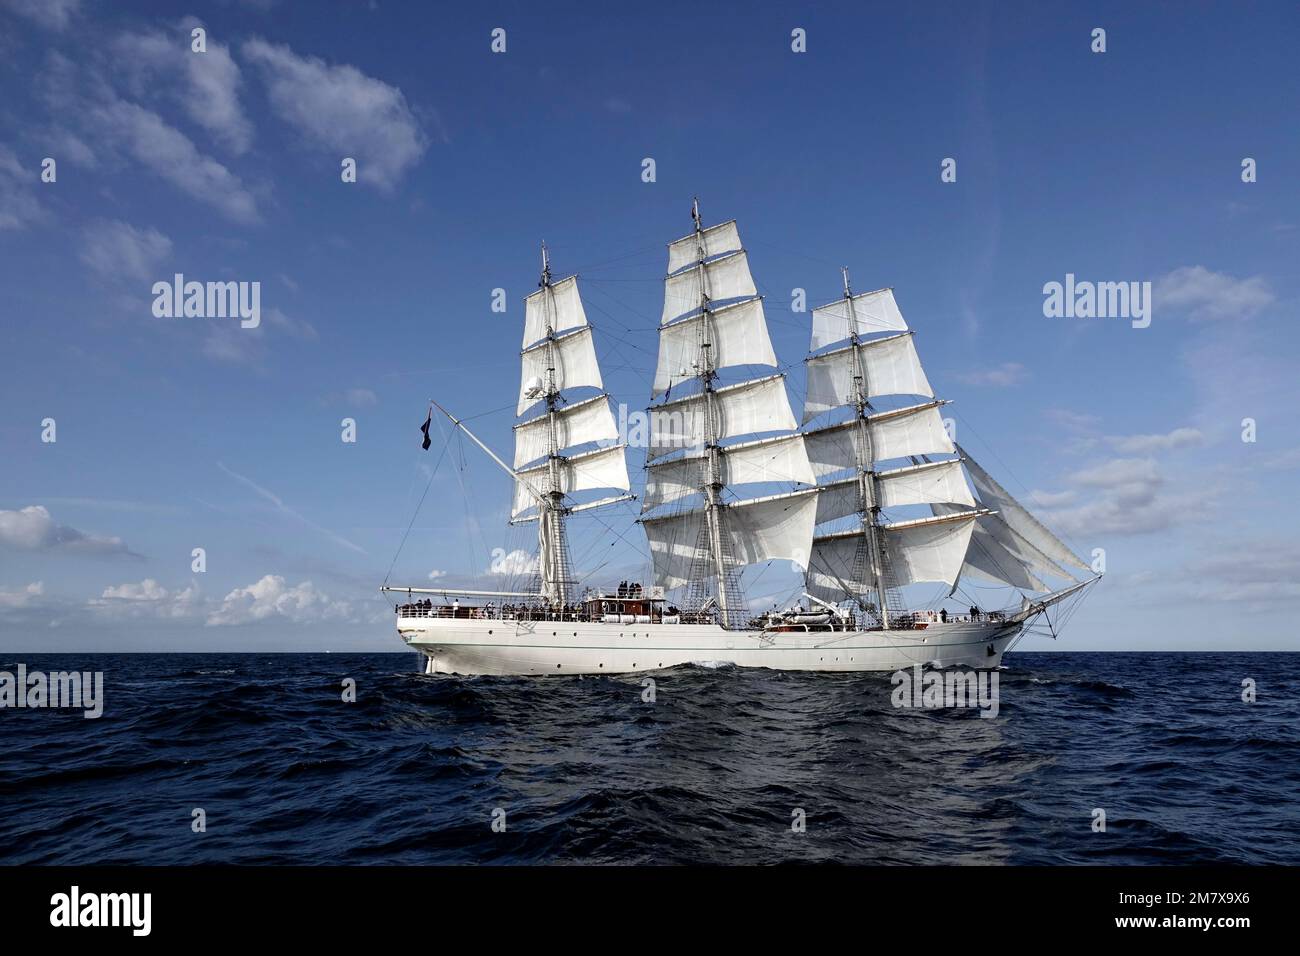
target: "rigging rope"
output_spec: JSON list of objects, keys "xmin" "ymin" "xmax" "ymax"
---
[{"xmin": 382, "ymin": 427, "xmax": 454, "ymax": 588}]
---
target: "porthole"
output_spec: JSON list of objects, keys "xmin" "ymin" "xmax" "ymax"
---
[{"xmin": 556, "ymin": 663, "xmax": 561, "ymax": 669}]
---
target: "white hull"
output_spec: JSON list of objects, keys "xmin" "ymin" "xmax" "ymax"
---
[{"xmin": 397, "ymin": 616, "xmax": 1021, "ymax": 676}]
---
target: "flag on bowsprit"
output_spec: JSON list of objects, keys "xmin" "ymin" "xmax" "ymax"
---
[{"xmin": 420, "ymin": 409, "xmax": 432, "ymax": 450}]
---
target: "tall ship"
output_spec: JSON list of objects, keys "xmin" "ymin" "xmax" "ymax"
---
[{"xmin": 383, "ymin": 203, "xmax": 1098, "ymax": 675}]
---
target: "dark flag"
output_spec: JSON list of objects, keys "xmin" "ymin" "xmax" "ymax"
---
[{"xmin": 420, "ymin": 410, "xmax": 432, "ymax": 450}]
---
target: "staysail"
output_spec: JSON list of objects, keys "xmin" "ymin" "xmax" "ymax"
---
[{"xmin": 639, "ymin": 202, "xmax": 817, "ymax": 627}]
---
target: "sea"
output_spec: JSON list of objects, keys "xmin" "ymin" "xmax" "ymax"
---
[{"xmin": 1, "ymin": 652, "xmax": 1296, "ymax": 865}]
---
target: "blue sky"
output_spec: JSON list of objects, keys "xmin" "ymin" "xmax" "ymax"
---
[{"xmin": 1, "ymin": 0, "xmax": 1297, "ymax": 651}]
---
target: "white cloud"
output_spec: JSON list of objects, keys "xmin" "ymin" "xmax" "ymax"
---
[
  {"xmin": 93, "ymin": 579, "xmax": 202, "ymax": 619},
  {"xmin": 207, "ymin": 574, "xmax": 355, "ymax": 625},
  {"xmin": 1105, "ymin": 427, "xmax": 1204, "ymax": 454},
  {"xmin": 202, "ymin": 307, "xmax": 317, "ymax": 367},
  {"xmin": 1, "ymin": 0, "xmax": 81, "ymax": 30},
  {"xmin": 1069, "ymin": 457, "xmax": 1160, "ymax": 488},
  {"xmin": 113, "ymin": 24, "xmax": 253, "ymax": 154},
  {"xmin": 79, "ymin": 219, "xmax": 172, "ymax": 282},
  {"xmin": 1184, "ymin": 540, "xmax": 1300, "ymax": 602},
  {"xmin": 0, "ymin": 145, "xmax": 43, "ymax": 230},
  {"xmin": 1035, "ymin": 457, "xmax": 1214, "ymax": 536},
  {"xmin": 0, "ymin": 581, "xmax": 44, "ymax": 608},
  {"xmin": 488, "ymin": 549, "xmax": 538, "ymax": 575},
  {"xmin": 242, "ymin": 37, "xmax": 428, "ymax": 189},
  {"xmin": 427, "ymin": 568, "xmax": 446, "ymax": 580},
  {"xmin": 101, "ymin": 578, "xmax": 168, "ymax": 601},
  {"xmin": 87, "ymin": 97, "xmax": 260, "ymax": 223},
  {"xmin": 953, "ymin": 362, "xmax": 1026, "ymax": 387},
  {"xmin": 1045, "ymin": 408, "xmax": 1099, "ymax": 431},
  {"xmin": 43, "ymin": 128, "xmax": 97, "ymax": 167},
  {"xmin": 344, "ymin": 388, "xmax": 378, "ymax": 408},
  {"xmin": 1154, "ymin": 266, "xmax": 1275, "ymax": 322},
  {"xmin": 264, "ymin": 306, "xmax": 317, "ymax": 341},
  {"xmin": 0, "ymin": 505, "xmax": 134, "ymax": 556}
]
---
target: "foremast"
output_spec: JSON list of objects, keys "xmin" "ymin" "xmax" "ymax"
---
[{"xmin": 512, "ymin": 245, "xmax": 631, "ymax": 606}]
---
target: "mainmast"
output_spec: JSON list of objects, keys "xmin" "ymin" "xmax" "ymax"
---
[
  {"xmin": 691, "ymin": 200, "xmax": 740, "ymax": 627},
  {"xmin": 640, "ymin": 201, "xmax": 818, "ymax": 629}
]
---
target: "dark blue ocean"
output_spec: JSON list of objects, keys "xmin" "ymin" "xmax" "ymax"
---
[{"xmin": 1, "ymin": 652, "xmax": 1296, "ymax": 865}]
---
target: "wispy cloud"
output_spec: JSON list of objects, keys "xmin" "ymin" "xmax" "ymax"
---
[
  {"xmin": 218, "ymin": 461, "xmax": 367, "ymax": 554},
  {"xmin": 1155, "ymin": 266, "xmax": 1275, "ymax": 321},
  {"xmin": 241, "ymin": 37, "xmax": 428, "ymax": 190},
  {"xmin": 0, "ymin": 145, "xmax": 43, "ymax": 230},
  {"xmin": 113, "ymin": 21, "xmax": 253, "ymax": 154},
  {"xmin": 1105, "ymin": 427, "xmax": 1204, "ymax": 454},
  {"xmin": 0, "ymin": 0, "xmax": 81, "ymax": 31},
  {"xmin": 954, "ymin": 361, "xmax": 1026, "ymax": 387},
  {"xmin": 79, "ymin": 219, "xmax": 172, "ymax": 283}
]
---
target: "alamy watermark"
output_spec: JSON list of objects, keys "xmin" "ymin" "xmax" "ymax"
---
[
  {"xmin": 1043, "ymin": 273, "xmax": 1150, "ymax": 329},
  {"xmin": 0, "ymin": 664, "xmax": 103, "ymax": 718},
  {"xmin": 151, "ymin": 273, "xmax": 260, "ymax": 328},
  {"xmin": 599, "ymin": 403, "xmax": 706, "ymax": 451},
  {"xmin": 50, "ymin": 886, "xmax": 150, "ymax": 936},
  {"xmin": 891, "ymin": 664, "xmax": 999, "ymax": 718}
]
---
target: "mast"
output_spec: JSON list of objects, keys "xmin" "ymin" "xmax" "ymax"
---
[
  {"xmin": 800, "ymin": 276, "xmax": 1088, "ymax": 618},
  {"xmin": 513, "ymin": 246, "xmax": 632, "ymax": 606},
  {"xmin": 691, "ymin": 199, "xmax": 738, "ymax": 627},
  {"xmin": 538, "ymin": 242, "xmax": 573, "ymax": 606},
  {"xmin": 640, "ymin": 202, "xmax": 818, "ymax": 629},
  {"xmin": 841, "ymin": 267, "xmax": 892, "ymax": 626}
]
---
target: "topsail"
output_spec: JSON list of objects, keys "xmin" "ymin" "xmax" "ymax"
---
[
  {"xmin": 639, "ymin": 203, "xmax": 816, "ymax": 627},
  {"xmin": 509, "ymin": 245, "xmax": 632, "ymax": 605},
  {"xmin": 800, "ymin": 274, "xmax": 1087, "ymax": 622}
]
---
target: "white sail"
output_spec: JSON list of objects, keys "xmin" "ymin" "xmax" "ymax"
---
[
  {"xmin": 643, "ymin": 433, "xmax": 814, "ymax": 512},
  {"xmin": 804, "ymin": 400, "xmax": 954, "ymax": 479},
  {"xmin": 957, "ymin": 445, "xmax": 1090, "ymax": 573},
  {"xmin": 804, "ymin": 332, "xmax": 933, "ymax": 423},
  {"xmin": 643, "ymin": 489, "xmax": 819, "ymax": 591},
  {"xmin": 667, "ymin": 219, "xmax": 741, "ymax": 275},
  {"xmin": 522, "ymin": 274, "xmax": 587, "ymax": 350},
  {"xmin": 513, "ymin": 395, "xmax": 619, "ymax": 468},
  {"xmin": 810, "ymin": 288, "xmax": 908, "ymax": 351},
  {"xmin": 876, "ymin": 458, "xmax": 974, "ymax": 509},
  {"xmin": 813, "ymin": 458, "xmax": 973, "ymax": 526},
  {"xmin": 511, "ymin": 444, "xmax": 630, "ymax": 519},
  {"xmin": 518, "ymin": 326, "xmax": 603, "ymax": 415},
  {"xmin": 885, "ymin": 511, "xmax": 980, "ymax": 587},
  {"xmin": 647, "ymin": 374, "xmax": 796, "ymax": 461},
  {"xmin": 932, "ymin": 502, "xmax": 1074, "ymax": 592},
  {"xmin": 652, "ymin": 297, "xmax": 777, "ymax": 396},
  {"xmin": 661, "ymin": 250, "xmax": 757, "ymax": 325},
  {"xmin": 806, "ymin": 511, "xmax": 979, "ymax": 602}
]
